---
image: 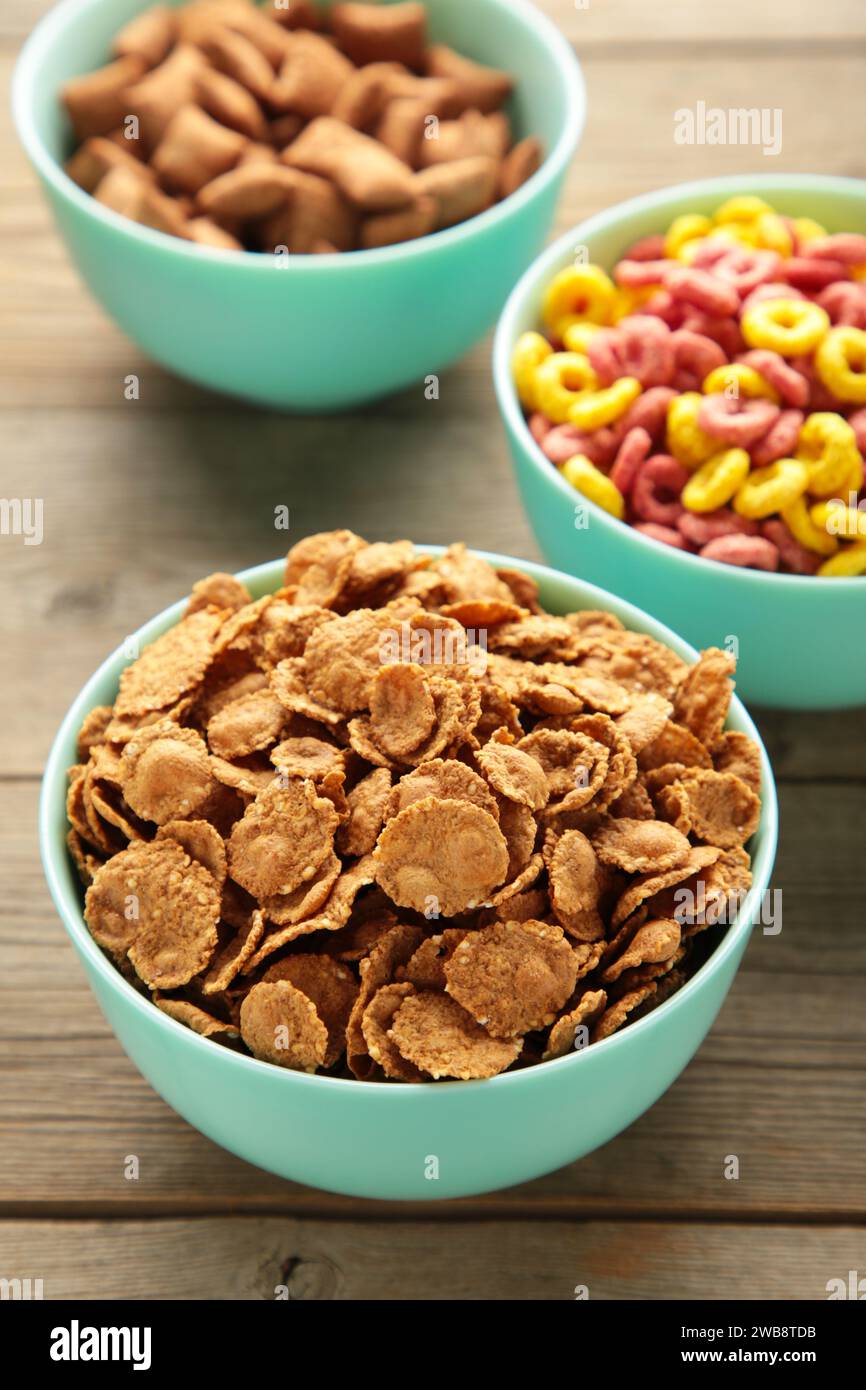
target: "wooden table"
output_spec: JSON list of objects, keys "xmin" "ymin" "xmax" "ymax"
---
[{"xmin": 2, "ymin": 0, "xmax": 865, "ymax": 1300}]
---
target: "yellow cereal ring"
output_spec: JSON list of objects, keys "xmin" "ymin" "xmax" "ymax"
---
[
  {"xmin": 780, "ymin": 495, "xmax": 839, "ymax": 556},
  {"xmin": 810, "ymin": 500, "xmax": 866, "ymax": 540},
  {"xmin": 666, "ymin": 392, "xmax": 719, "ymax": 469},
  {"xmin": 714, "ymin": 195, "xmax": 774, "ymax": 225},
  {"xmin": 754, "ymin": 212, "xmax": 793, "ymax": 257},
  {"xmin": 814, "ymin": 326, "xmax": 866, "ymax": 404},
  {"xmin": 533, "ymin": 352, "xmax": 599, "ymax": 424},
  {"xmin": 796, "ymin": 412, "xmax": 861, "ymax": 497},
  {"xmin": 741, "ymin": 298, "xmax": 830, "ymax": 356},
  {"xmin": 567, "ymin": 375, "xmax": 640, "ymax": 431},
  {"xmin": 817, "ymin": 542, "xmax": 866, "ymax": 577},
  {"xmin": 542, "ymin": 264, "xmax": 616, "ymax": 335},
  {"xmin": 562, "ymin": 321, "xmax": 602, "ymax": 354},
  {"xmin": 665, "ymin": 213, "xmax": 713, "ymax": 259},
  {"xmin": 681, "ymin": 448, "xmax": 751, "ymax": 513},
  {"xmin": 512, "ymin": 331, "xmax": 553, "ymax": 411},
  {"xmin": 733, "ymin": 458, "xmax": 809, "ymax": 519},
  {"xmin": 791, "ymin": 217, "xmax": 826, "ymax": 246},
  {"xmin": 561, "ymin": 454, "xmax": 625, "ymax": 519},
  {"xmin": 702, "ymin": 362, "xmax": 780, "ymax": 403}
]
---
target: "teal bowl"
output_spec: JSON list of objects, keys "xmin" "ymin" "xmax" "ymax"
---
[
  {"xmin": 13, "ymin": 0, "xmax": 584, "ymax": 411},
  {"xmin": 493, "ymin": 174, "xmax": 866, "ymax": 710},
  {"xmin": 40, "ymin": 550, "xmax": 778, "ymax": 1201}
]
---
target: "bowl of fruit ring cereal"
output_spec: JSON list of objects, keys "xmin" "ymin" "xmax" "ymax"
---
[
  {"xmin": 41, "ymin": 532, "xmax": 778, "ymax": 1200},
  {"xmin": 494, "ymin": 174, "xmax": 866, "ymax": 710}
]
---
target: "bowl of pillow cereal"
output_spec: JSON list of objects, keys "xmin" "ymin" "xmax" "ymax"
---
[
  {"xmin": 41, "ymin": 532, "xmax": 777, "ymax": 1199},
  {"xmin": 13, "ymin": 0, "xmax": 584, "ymax": 408},
  {"xmin": 494, "ymin": 175, "xmax": 866, "ymax": 710}
]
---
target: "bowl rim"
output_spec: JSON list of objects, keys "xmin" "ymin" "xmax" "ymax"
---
[
  {"xmin": 40, "ymin": 546, "xmax": 779, "ymax": 1097},
  {"xmin": 493, "ymin": 171, "xmax": 866, "ymax": 592},
  {"xmin": 12, "ymin": 0, "xmax": 586, "ymax": 270}
]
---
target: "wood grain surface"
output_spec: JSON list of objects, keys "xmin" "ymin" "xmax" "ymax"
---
[{"xmin": 1, "ymin": 0, "xmax": 864, "ymax": 1300}]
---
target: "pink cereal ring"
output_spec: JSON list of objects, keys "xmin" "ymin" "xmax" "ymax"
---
[
  {"xmin": 622, "ymin": 234, "xmax": 666, "ymax": 262},
  {"xmin": 847, "ymin": 407, "xmax": 866, "ymax": 460},
  {"xmin": 677, "ymin": 508, "xmax": 759, "ymax": 546},
  {"xmin": 679, "ymin": 312, "xmax": 743, "ymax": 358},
  {"xmin": 750, "ymin": 408, "xmax": 805, "ymax": 468},
  {"xmin": 806, "ymin": 233, "xmax": 866, "ymax": 265},
  {"xmin": 542, "ymin": 424, "xmax": 618, "ymax": 469},
  {"xmin": 617, "ymin": 316, "xmax": 675, "ymax": 387},
  {"xmin": 689, "ymin": 237, "xmax": 733, "ymax": 270},
  {"xmin": 816, "ymin": 281, "xmax": 866, "ymax": 329},
  {"xmin": 587, "ymin": 328, "xmax": 626, "ymax": 385},
  {"xmin": 641, "ymin": 290, "xmax": 687, "ymax": 328},
  {"xmin": 614, "ymin": 258, "xmax": 671, "ymax": 288},
  {"xmin": 783, "ymin": 256, "xmax": 848, "ymax": 291},
  {"xmin": 664, "ymin": 265, "xmax": 740, "ymax": 318},
  {"xmin": 620, "ymin": 385, "xmax": 677, "ymax": 442},
  {"xmin": 713, "ymin": 247, "xmax": 782, "ymax": 296},
  {"xmin": 609, "ymin": 427, "xmax": 652, "ymax": 496},
  {"xmin": 699, "ymin": 534, "xmax": 780, "ymax": 571},
  {"xmin": 529, "ymin": 412, "xmax": 552, "ymax": 444},
  {"xmin": 670, "ymin": 330, "xmax": 727, "ymax": 391},
  {"xmin": 736, "ymin": 349, "xmax": 809, "ymax": 408},
  {"xmin": 698, "ymin": 393, "xmax": 780, "ymax": 448},
  {"xmin": 741, "ymin": 281, "xmax": 806, "ymax": 315},
  {"xmin": 633, "ymin": 522, "xmax": 689, "ymax": 550},
  {"xmin": 631, "ymin": 453, "xmax": 690, "ymax": 527},
  {"xmin": 761, "ymin": 519, "xmax": 821, "ymax": 575}
]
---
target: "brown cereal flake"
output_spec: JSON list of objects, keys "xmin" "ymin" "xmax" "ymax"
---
[
  {"xmin": 476, "ymin": 737, "xmax": 549, "ymax": 810},
  {"xmin": 263, "ymin": 953, "xmax": 358, "ymax": 1068},
  {"xmin": 374, "ymin": 796, "xmax": 508, "ymax": 916},
  {"xmin": 154, "ymin": 995, "xmax": 240, "ymax": 1040},
  {"xmin": 239, "ymin": 979, "xmax": 328, "ymax": 1072},
  {"xmin": 115, "ymin": 607, "xmax": 223, "ymax": 717},
  {"xmin": 207, "ymin": 688, "xmax": 287, "ymax": 758},
  {"xmin": 547, "ymin": 829, "xmax": 606, "ymax": 941},
  {"xmin": 543, "ymin": 989, "xmax": 608, "ymax": 1060},
  {"xmin": 671, "ymin": 647, "xmax": 736, "ymax": 746},
  {"xmin": 202, "ymin": 909, "xmax": 267, "ymax": 995},
  {"xmin": 367, "ymin": 661, "xmax": 436, "ymax": 760},
  {"xmin": 445, "ymin": 919, "xmax": 578, "ymax": 1037},
  {"xmin": 156, "ymin": 817, "xmax": 227, "ymax": 885},
  {"xmin": 227, "ymin": 777, "xmax": 338, "ymax": 899},
  {"xmin": 384, "ymin": 758, "xmax": 498, "ymax": 823},
  {"xmin": 389, "ymin": 992, "xmax": 522, "ymax": 1080},
  {"xmin": 638, "ymin": 719, "xmax": 713, "ymax": 772},
  {"xmin": 591, "ymin": 982, "xmax": 658, "ymax": 1042},
  {"xmin": 186, "ymin": 572, "xmax": 251, "ymax": 616},
  {"xmin": 711, "ymin": 730, "xmax": 762, "ymax": 795},
  {"xmin": 361, "ymin": 982, "xmax": 425, "ymax": 1081},
  {"xmin": 600, "ymin": 918, "xmax": 682, "ymax": 984},
  {"xmin": 123, "ymin": 841, "xmax": 220, "ymax": 991},
  {"xmin": 122, "ymin": 720, "xmax": 217, "ymax": 825},
  {"xmin": 270, "ymin": 735, "xmax": 346, "ymax": 781},
  {"xmin": 675, "ymin": 770, "xmax": 761, "ymax": 849},
  {"xmin": 337, "ymin": 767, "xmax": 393, "ymax": 856},
  {"xmin": 592, "ymin": 816, "xmax": 691, "ymax": 874}
]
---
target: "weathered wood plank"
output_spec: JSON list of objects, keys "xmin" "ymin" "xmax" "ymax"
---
[{"xmin": 1, "ymin": 1216, "xmax": 862, "ymax": 1299}]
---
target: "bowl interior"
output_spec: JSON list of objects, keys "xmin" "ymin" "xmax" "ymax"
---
[
  {"xmin": 17, "ymin": 0, "xmax": 581, "ymax": 242},
  {"xmin": 494, "ymin": 173, "xmax": 866, "ymax": 591},
  {"xmin": 40, "ymin": 548, "xmax": 779, "ymax": 1093}
]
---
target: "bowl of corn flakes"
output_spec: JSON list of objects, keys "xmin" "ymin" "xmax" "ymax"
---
[
  {"xmin": 13, "ymin": 0, "xmax": 584, "ymax": 409},
  {"xmin": 41, "ymin": 534, "xmax": 778, "ymax": 1200},
  {"xmin": 494, "ymin": 174, "xmax": 866, "ymax": 710}
]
